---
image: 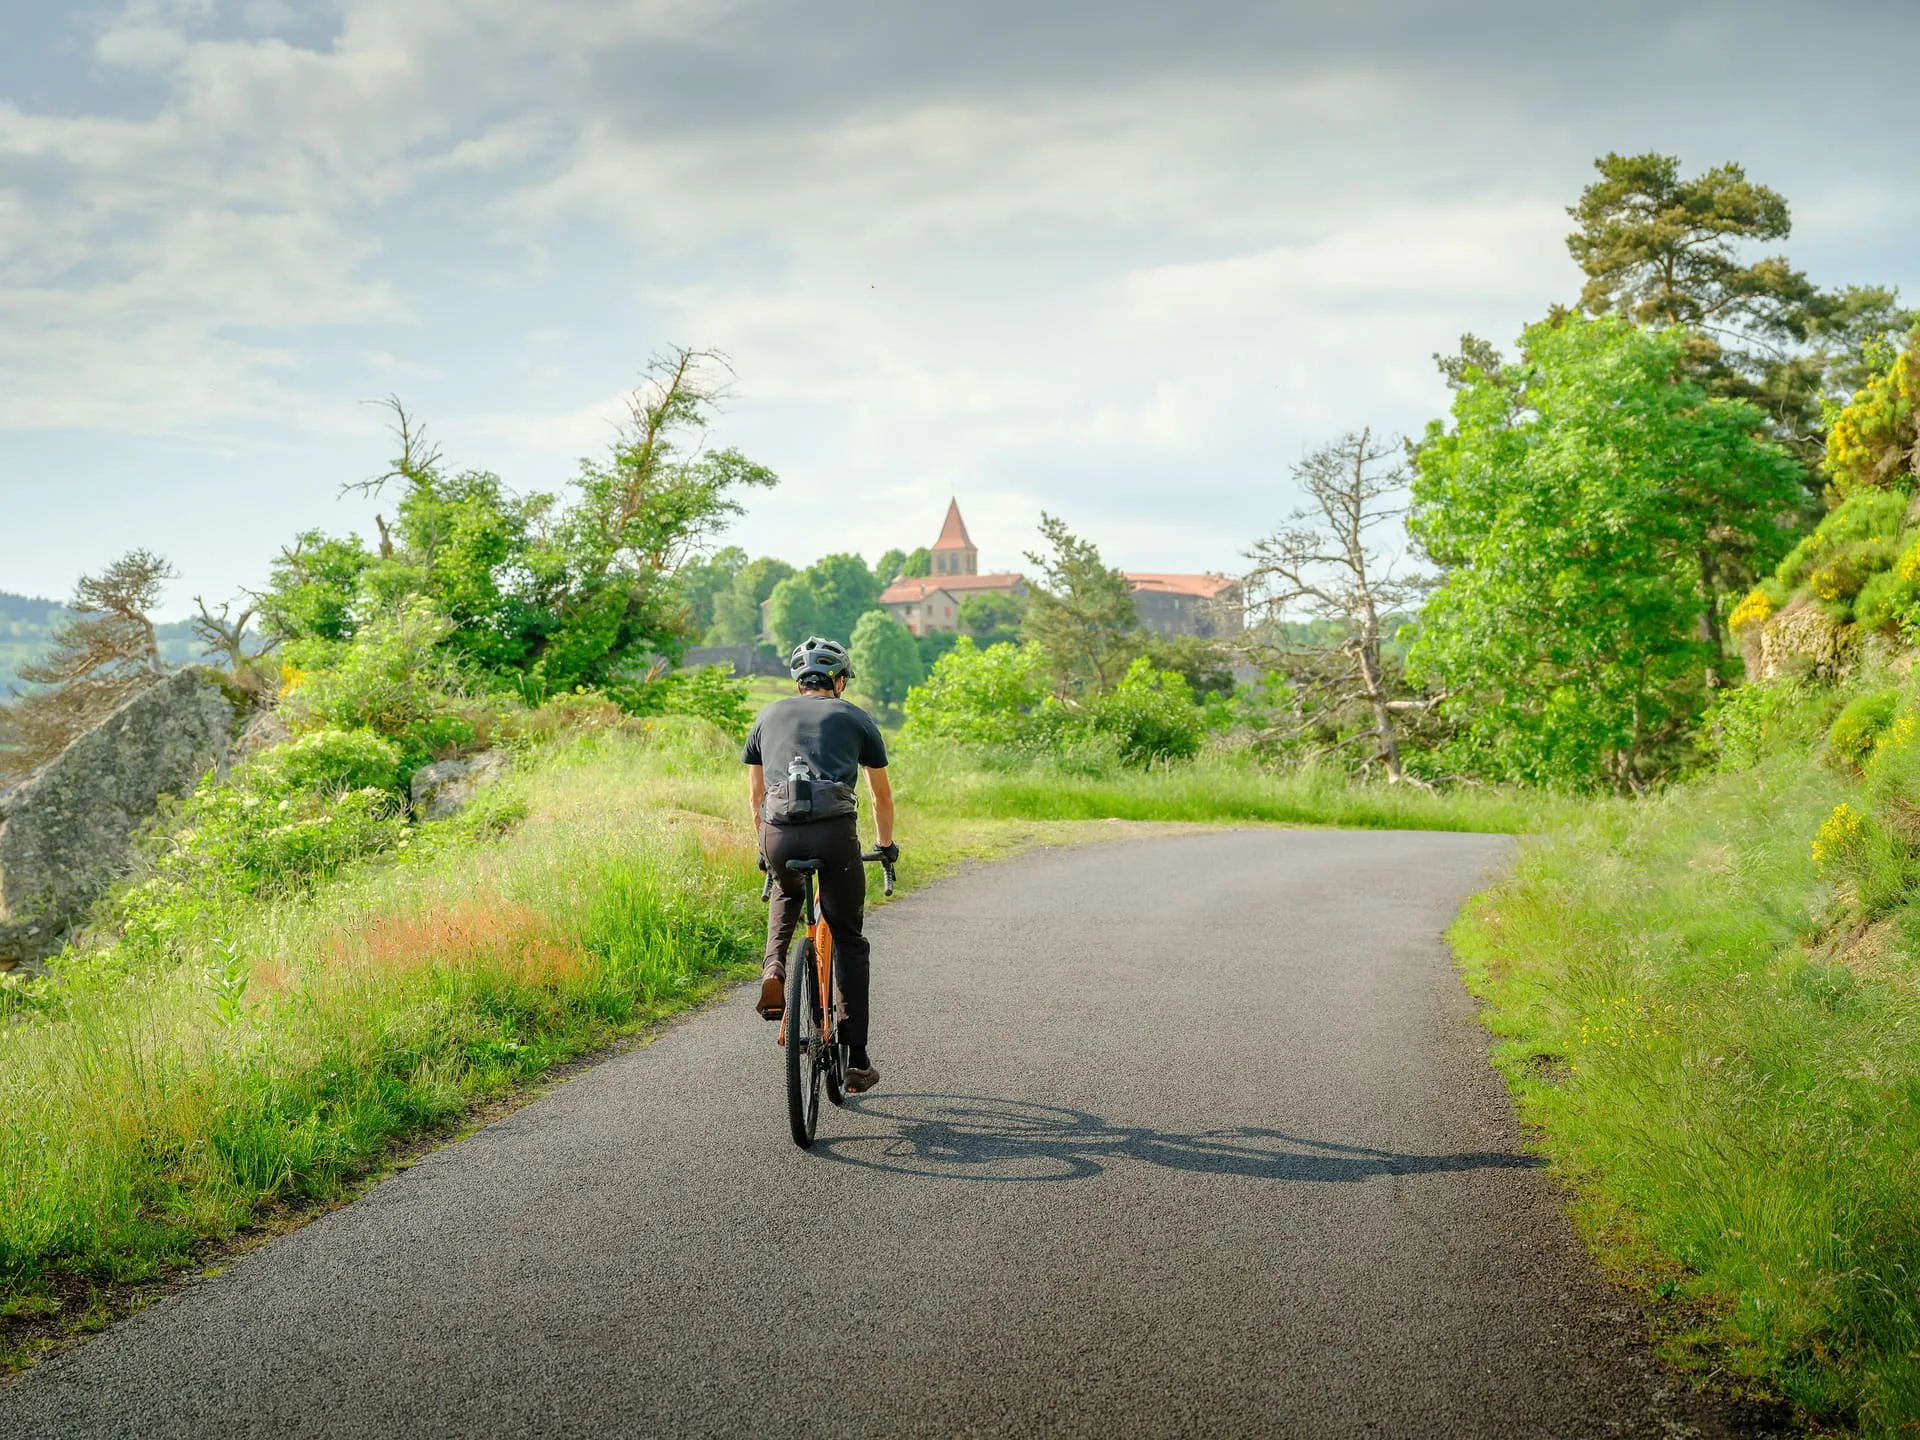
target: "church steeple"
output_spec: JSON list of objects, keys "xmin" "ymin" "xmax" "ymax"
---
[{"xmin": 930, "ymin": 499, "xmax": 978, "ymax": 577}]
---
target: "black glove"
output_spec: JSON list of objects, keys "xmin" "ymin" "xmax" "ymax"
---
[
  {"xmin": 756, "ymin": 853, "xmax": 768, "ymax": 873},
  {"xmin": 876, "ymin": 842, "xmax": 900, "ymax": 865}
]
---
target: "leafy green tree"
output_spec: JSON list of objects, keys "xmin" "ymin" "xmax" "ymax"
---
[
  {"xmin": 958, "ymin": 590, "xmax": 1025, "ymax": 641},
  {"xmin": 763, "ymin": 575, "xmax": 822, "ymax": 654},
  {"xmin": 805, "ymin": 553, "xmax": 881, "ymax": 642},
  {"xmin": 850, "ymin": 610, "xmax": 924, "ymax": 710},
  {"xmin": 1021, "ymin": 514, "xmax": 1139, "ymax": 695},
  {"xmin": 260, "ymin": 350, "xmax": 775, "ymax": 696},
  {"xmin": 874, "ymin": 549, "xmax": 908, "ymax": 584},
  {"xmin": 707, "ymin": 555, "xmax": 795, "ymax": 645},
  {"xmin": 676, "ymin": 546, "xmax": 747, "ymax": 638},
  {"xmin": 1408, "ymin": 315, "xmax": 1803, "ymax": 791},
  {"xmin": 898, "ymin": 547, "xmax": 932, "ymax": 579}
]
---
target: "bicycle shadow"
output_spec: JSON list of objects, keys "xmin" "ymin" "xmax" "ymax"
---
[{"xmin": 818, "ymin": 1093, "xmax": 1540, "ymax": 1184}]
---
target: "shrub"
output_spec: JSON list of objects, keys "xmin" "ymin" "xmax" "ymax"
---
[
  {"xmin": 901, "ymin": 639, "xmax": 1045, "ymax": 747},
  {"xmin": 1827, "ymin": 689, "xmax": 1901, "ymax": 771},
  {"xmin": 282, "ymin": 601, "xmax": 492, "ymax": 770},
  {"xmin": 1702, "ymin": 678, "xmax": 1824, "ymax": 772},
  {"xmin": 1087, "ymin": 657, "xmax": 1205, "ymax": 766},
  {"xmin": 612, "ymin": 666, "xmax": 754, "ymax": 739},
  {"xmin": 267, "ymin": 728, "xmax": 407, "ymax": 797},
  {"xmin": 1806, "ymin": 539, "xmax": 1899, "ymax": 610},
  {"xmin": 1773, "ymin": 491, "xmax": 1908, "ymax": 591}
]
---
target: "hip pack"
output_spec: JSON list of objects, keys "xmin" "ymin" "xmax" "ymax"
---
[{"xmin": 761, "ymin": 776, "xmax": 859, "ymax": 827}]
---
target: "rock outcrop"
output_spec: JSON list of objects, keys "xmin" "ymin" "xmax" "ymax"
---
[
  {"xmin": 0, "ymin": 668, "xmax": 244, "ymax": 970},
  {"xmin": 1757, "ymin": 600, "xmax": 1857, "ymax": 683},
  {"xmin": 410, "ymin": 751, "xmax": 509, "ymax": 822}
]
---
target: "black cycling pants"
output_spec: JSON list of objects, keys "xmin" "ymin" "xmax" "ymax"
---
[{"xmin": 759, "ymin": 816, "xmax": 872, "ymax": 1053}]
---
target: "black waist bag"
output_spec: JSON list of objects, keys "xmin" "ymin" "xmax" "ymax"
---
[{"xmin": 762, "ymin": 778, "xmax": 859, "ymax": 827}]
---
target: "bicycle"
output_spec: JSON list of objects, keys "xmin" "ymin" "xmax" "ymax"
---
[{"xmin": 761, "ymin": 849, "xmax": 895, "ymax": 1149}]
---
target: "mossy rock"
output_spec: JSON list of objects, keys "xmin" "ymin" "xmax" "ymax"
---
[{"xmin": 1759, "ymin": 599, "xmax": 1858, "ymax": 682}]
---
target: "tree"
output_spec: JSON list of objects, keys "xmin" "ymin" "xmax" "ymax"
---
[
  {"xmin": 1408, "ymin": 315, "xmax": 1803, "ymax": 791},
  {"xmin": 676, "ymin": 545, "xmax": 747, "ymax": 638},
  {"xmin": 1245, "ymin": 430, "xmax": 1429, "ymax": 782},
  {"xmin": 1021, "ymin": 514, "xmax": 1139, "ymax": 695},
  {"xmin": 901, "ymin": 639, "xmax": 1045, "ymax": 746},
  {"xmin": 708, "ymin": 555, "xmax": 795, "ymax": 645},
  {"xmin": 898, "ymin": 547, "xmax": 932, "ymax": 579},
  {"xmin": 874, "ymin": 549, "xmax": 908, "ymax": 584},
  {"xmin": 805, "ymin": 553, "xmax": 881, "ymax": 642},
  {"xmin": 1567, "ymin": 151, "xmax": 1913, "ymax": 475},
  {"xmin": 0, "ymin": 549, "xmax": 178, "ymax": 773},
  {"xmin": 850, "ymin": 610, "xmax": 924, "ymax": 710},
  {"xmin": 957, "ymin": 590, "xmax": 1025, "ymax": 641},
  {"xmin": 763, "ymin": 575, "xmax": 822, "ymax": 654},
  {"xmin": 260, "ymin": 349, "xmax": 776, "ymax": 696}
]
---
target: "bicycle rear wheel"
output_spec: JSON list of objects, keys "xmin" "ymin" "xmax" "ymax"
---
[
  {"xmin": 784, "ymin": 937, "xmax": 823, "ymax": 1148},
  {"xmin": 822, "ymin": 937, "xmax": 847, "ymax": 1108}
]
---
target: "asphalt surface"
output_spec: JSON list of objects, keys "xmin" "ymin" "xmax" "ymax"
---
[{"xmin": 3, "ymin": 830, "xmax": 1793, "ymax": 1439}]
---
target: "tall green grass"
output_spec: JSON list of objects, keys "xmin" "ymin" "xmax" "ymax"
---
[
  {"xmin": 893, "ymin": 742, "xmax": 1563, "ymax": 834},
  {"xmin": 0, "ymin": 727, "xmax": 765, "ymax": 1310},
  {"xmin": 1455, "ymin": 752, "xmax": 1920, "ymax": 1433}
]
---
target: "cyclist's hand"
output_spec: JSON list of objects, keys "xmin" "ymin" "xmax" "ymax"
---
[
  {"xmin": 876, "ymin": 842, "xmax": 900, "ymax": 865},
  {"xmin": 756, "ymin": 853, "xmax": 769, "ymax": 873}
]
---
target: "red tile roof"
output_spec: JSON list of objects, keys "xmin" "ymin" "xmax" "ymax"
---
[
  {"xmin": 879, "ymin": 574, "xmax": 1024, "ymax": 604},
  {"xmin": 1124, "ymin": 573, "xmax": 1240, "ymax": 599},
  {"xmin": 932, "ymin": 498, "xmax": 974, "ymax": 551}
]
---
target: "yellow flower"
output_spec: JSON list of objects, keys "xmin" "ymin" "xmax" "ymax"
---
[
  {"xmin": 1727, "ymin": 589, "xmax": 1774, "ymax": 634},
  {"xmin": 1812, "ymin": 802, "xmax": 1867, "ymax": 873}
]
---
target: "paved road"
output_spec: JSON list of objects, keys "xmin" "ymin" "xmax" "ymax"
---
[{"xmin": 4, "ymin": 831, "xmax": 1788, "ymax": 1439}]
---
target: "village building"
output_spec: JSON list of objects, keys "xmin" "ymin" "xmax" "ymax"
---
[
  {"xmin": 876, "ymin": 499, "xmax": 1242, "ymax": 640},
  {"xmin": 1124, "ymin": 573, "xmax": 1243, "ymax": 639},
  {"xmin": 878, "ymin": 501, "xmax": 1027, "ymax": 637}
]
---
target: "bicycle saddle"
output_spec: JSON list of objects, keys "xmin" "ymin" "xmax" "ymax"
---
[{"xmin": 784, "ymin": 859, "xmax": 827, "ymax": 873}]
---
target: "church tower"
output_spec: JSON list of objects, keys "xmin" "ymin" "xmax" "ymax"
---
[{"xmin": 930, "ymin": 499, "xmax": 978, "ymax": 577}]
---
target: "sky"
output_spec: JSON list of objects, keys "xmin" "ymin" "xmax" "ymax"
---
[{"xmin": 2, "ymin": 0, "xmax": 1917, "ymax": 616}]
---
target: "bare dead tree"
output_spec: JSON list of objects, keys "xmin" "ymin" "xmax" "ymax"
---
[
  {"xmin": 0, "ymin": 550, "xmax": 178, "ymax": 774},
  {"xmin": 192, "ymin": 596, "xmax": 279, "ymax": 696},
  {"xmin": 1243, "ymin": 429, "xmax": 1433, "ymax": 783}
]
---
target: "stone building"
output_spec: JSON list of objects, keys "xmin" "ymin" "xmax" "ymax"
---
[
  {"xmin": 1123, "ymin": 573, "xmax": 1243, "ymax": 639},
  {"xmin": 879, "ymin": 501, "xmax": 1027, "ymax": 636}
]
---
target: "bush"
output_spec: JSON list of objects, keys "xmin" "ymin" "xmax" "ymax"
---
[
  {"xmin": 901, "ymin": 639, "xmax": 1045, "ymax": 747},
  {"xmin": 281, "ymin": 601, "xmax": 493, "ymax": 770},
  {"xmin": 1828, "ymin": 689, "xmax": 1901, "ymax": 771},
  {"xmin": 612, "ymin": 666, "xmax": 754, "ymax": 740},
  {"xmin": 1774, "ymin": 491, "xmax": 1908, "ymax": 591},
  {"xmin": 267, "ymin": 728, "xmax": 407, "ymax": 797},
  {"xmin": 1088, "ymin": 657, "xmax": 1205, "ymax": 765},
  {"xmin": 1702, "ymin": 679, "xmax": 1828, "ymax": 772}
]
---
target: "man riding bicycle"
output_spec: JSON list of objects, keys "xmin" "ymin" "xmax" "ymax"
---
[{"xmin": 742, "ymin": 635, "xmax": 896, "ymax": 1095}]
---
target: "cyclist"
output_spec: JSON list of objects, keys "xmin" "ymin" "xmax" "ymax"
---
[{"xmin": 742, "ymin": 635, "xmax": 897, "ymax": 1095}]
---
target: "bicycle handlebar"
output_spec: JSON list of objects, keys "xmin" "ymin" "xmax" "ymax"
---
[
  {"xmin": 756, "ymin": 850, "xmax": 896, "ymax": 899},
  {"xmin": 860, "ymin": 850, "xmax": 896, "ymax": 898}
]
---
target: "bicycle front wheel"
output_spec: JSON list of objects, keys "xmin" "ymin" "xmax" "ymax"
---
[{"xmin": 784, "ymin": 937, "xmax": 823, "ymax": 1148}]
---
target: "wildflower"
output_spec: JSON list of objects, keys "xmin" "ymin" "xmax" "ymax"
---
[{"xmin": 1727, "ymin": 589, "xmax": 1773, "ymax": 634}]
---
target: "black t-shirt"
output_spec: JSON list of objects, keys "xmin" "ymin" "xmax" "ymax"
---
[{"xmin": 740, "ymin": 695, "xmax": 888, "ymax": 786}]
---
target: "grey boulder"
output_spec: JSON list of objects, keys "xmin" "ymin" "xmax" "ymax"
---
[
  {"xmin": 410, "ymin": 751, "xmax": 509, "ymax": 822},
  {"xmin": 0, "ymin": 668, "xmax": 244, "ymax": 971}
]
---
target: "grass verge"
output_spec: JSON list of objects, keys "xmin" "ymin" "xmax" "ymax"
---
[{"xmin": 1454, "ymin": 751, "xmax": 1920, "ymax": 1435}]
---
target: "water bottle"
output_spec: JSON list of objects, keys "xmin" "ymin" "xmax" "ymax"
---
[{"xmin": 787, "ymin": 756, "xmax": 814, "ymax": 818}]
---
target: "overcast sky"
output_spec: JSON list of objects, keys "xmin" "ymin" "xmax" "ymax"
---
[{"xmin": 2, "ymin": 0, "xmax": 1917, "ymax": 614}]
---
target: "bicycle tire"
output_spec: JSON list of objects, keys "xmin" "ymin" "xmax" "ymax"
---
[
  {"xmin": 784, "ymin": 937, "xmax": 822, "ymax": 1147},
  {"xmin": 823, "ymin": 935, "xmax": 847, "ymax": 1108}
]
